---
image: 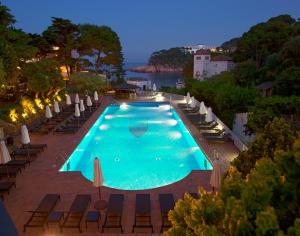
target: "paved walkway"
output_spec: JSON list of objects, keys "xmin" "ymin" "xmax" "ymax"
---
[{"xmin": 3, "ymin": 96, "xmax": 239, "ymax": 236}]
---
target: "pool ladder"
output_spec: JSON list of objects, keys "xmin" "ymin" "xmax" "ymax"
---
[{"xmin": 53, "ymin": 151, "xmax": 70, "ymax": 171}]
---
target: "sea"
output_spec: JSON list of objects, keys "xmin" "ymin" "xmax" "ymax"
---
[{"xmin": 125, "ymin": 62, "xmax": 183, "ymax": 89}]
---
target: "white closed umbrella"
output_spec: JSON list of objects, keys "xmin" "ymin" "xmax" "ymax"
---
[
  {"xmin": 205, "ymin": 107, "xmax": 213, "ymax": 123},
  {"xmin": 152, "ymin": 83, "xmax": 157, "ymax": 92},
  {"xmin": 45, "ymin": 105, "xmax": 53, "ymax": 119},
  {"xmin": 87, "ymin": 96, "xmax": 93, "ymax": 112},
  {"xmin": 0, "ymin": 141, "xmax": 11, "ymax": 164},
  {"xmin": 75, "ymin": 93, "xmax": 80, "ymax": 104},
  {"xmin": 54, "ymin": 101, "xmax": 60, "ymax": 113},
  {"xmin": 186, "ymin": 92, "xmax": 191, "ymax": 104},
  {"xmin": 93, "ymin": 157, "xmax": 104, "ymax": 199},
  {"xmin": 75, "ymin": 104, "xmax": 80, "ymax": 128},
  {"xmin": 0, "ymin": 141, "xmax": 11, "ymax": 177},
  {"xmin": 94, "ymin": 91, "xmax": 99, "ymax": 102},
  {"xmin": 21, "ymin": 125, "xmax": 30, "ymax": 145},
  {"xmin": 75, "ymin": 104, "xmax": 80, "ymax": 117},
  {"xmin": 66, "ymin": 95, "xmax": 72, "ymax": 105},
  {"xmin": 190, "ymin": 97, "xmax": 196, "ymax": 109},
  {"xmin": 199, "ymin": 102, "xmax": 206, "ymax": 115},
  {"xmin": 80, "ymin": 99, "xmax": 85, "ymax": 112},
  {"xmin": 210, "ymin": 154, "xmax": 221, "ymax": 192}
]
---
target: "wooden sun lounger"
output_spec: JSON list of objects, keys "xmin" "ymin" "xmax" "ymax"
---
[
  {"xmin": 201, "ymin": 128, "xmax": 225, "ymax": 137},
  {"xmin": 198, "ymin": 121, "xmax": 218, "ymax": 130},
  {"xmin": 4, "ymin": 159, "xmax": 30, "ymax": 169},
  {"xmin": 159, "ymin": 194, "xmax": 175, "ymax": 233},
  {"xmin": 22, "ymin": 143, "xmax": 47, "ymax": 150},
  {"xmin": 132, "ymin": 194, "xmax": 153, "ymax": 233},
  {"xmin": 11, "ymin": 146, "xmax": 41, "ymax": 157},
  {"xmin": 102, "ymin": 194, "xmax": 124, "ymax": 233},
  {"xmin": 23, "ymin": 194, "xmax": 60, "ymax": 232},
  {"xmin": 0, "ymin": 166, "xmax": 22, "ymax": 178},
  {"xmin": 0, "ymin": 181, "xmax": 16, "ymax": 197},
  {"xmin": 206, "ymin": 133, "xmax": 231, "ymax": 142},
  {"xmin": 61, "ymin": 194, "xmax": 91, "ymax": 233}
]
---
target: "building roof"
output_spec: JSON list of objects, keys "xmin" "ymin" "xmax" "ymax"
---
[
  {"xmin": 256, "ymin": 82, "xmax": 274, "ymax": 90},
  {"xmin": 195, "ymin": 49, "xmax": 211, "ymax": 55},
  {"xmin": 113, "ymin": 82, "xmax": 140, "ymax": 90},
  {"xmin": 211, "ymin": 55, "xmax": 233, "ymax": 61},
  {"xmin": 127, "ymin": 77, "xmax": 149, "ymax": 82}
]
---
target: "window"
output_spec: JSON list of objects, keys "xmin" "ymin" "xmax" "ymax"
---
[
  {"xmin": 196, "ymin": 56, "xmax": 202, "ymax": 60},
  {"xmin": 205, "ymin": 56, "xmax": 209, "ymax": 60}
]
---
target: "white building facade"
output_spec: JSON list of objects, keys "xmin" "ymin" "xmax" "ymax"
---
[
  {"xmin": 193, "ymin": 49, "xmax": 235, "ymax": 80},
  {"xmin": 184, "ymin": 44, "xmax": 217, "ymax": 54},
  {"xmin": 126, "ymin": 78, "xmax": 152, "ymax": 90}
]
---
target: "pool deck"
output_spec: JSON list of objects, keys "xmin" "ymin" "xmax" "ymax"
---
[{"xmin": 3, "ymin": 95, "xmax": 239, "ymax": 236}]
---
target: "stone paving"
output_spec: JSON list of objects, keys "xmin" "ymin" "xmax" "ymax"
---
[{"xmin": 3, "ymin": 95, "xmax": 239, "ymax": 236}]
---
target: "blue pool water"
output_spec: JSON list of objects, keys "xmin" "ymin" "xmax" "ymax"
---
[{"xmin": 60, "ymin": 102, "xmax": 212, "ymax": 190}]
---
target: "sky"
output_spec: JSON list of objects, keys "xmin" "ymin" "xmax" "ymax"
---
[{"xmin": 2, "ymin": 0, "xmax": 300, "ymax": 63}]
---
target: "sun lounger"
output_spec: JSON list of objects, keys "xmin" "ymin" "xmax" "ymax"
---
[
  {"xmin": 61, "ymin": 194, "xmax": 91, "ymax": 233},
  {"xmin": 23, "ymin": 194, "xmax": 60, "ymax": 232},
  {"xmin": 11, "ymin": 146, "xmax": 41, "ymax": 157},
  {"xmin": 206, "ymin": 133, "xmax": 231, "ymax": 142},
  {"xmin": 198, "ymin": 121, "xmax": 218, "ymax": 130},
  {"xmin": 102, "ymin": 194, "xmax": 124, "ymax": 233},
  {"xmin": 201, "ymin": 128, "xmax": 225, "ymax": 137},
  {"xmin": 22, "ymin": 143, "xmax": 47, "ymax": 150},
  {"xmin": 5, "ymin": 159, "xmax": 30, "ymax": 169},
  {"xmin": 132, "ymin": 194, "xmax": 153, "ymax": 233},
  {"xmin": 0, "ymin": 181, "xmax": 16, "ymax": 196},
  {"xmin": 159, "ymin": 193, "xmax": 175, "ymax": 233},
  {"xmin": 0, "ymin": 166, "xmax": 22, "ymax": 178}
]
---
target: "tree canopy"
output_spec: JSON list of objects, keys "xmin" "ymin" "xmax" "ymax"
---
[
  {"xmin": 167, "ymin": 119, "xmax": 300, "ymax": 236},
  {"xmin": 149, "ymin": 47, "xmax": 192, "ymax": 69}
]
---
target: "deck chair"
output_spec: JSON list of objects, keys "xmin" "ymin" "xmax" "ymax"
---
[
  {"xmin": 102, "ymin": 194, "xmax": 124, "ymax": 233},
  {"xmin": 202, "ymin": 128, "xmax": 225, "ymax": 137},
  {"xmin": 0, "ymin": 181, "xmax": 16, "ymax": 196},
  {"xmin": 61, "ymin": 194, "xmax": 91, "ymax": 233},
  {"xmin": 11, "ymin": 146, "xmax": 41, "ymax": 156},
  {"xmin": 206, "ymin": 133, "xmax": 231, "ymax": 142},
  {"xmin": 5, "ymin": 159, "xmax": 30, "ymax": 169},
  {"xmin": 159, "ymin": 194, "xmax": 175, "ymax": 233},
  {"xmin": 132, "ymin": 194, "xmax": 153, "ymax": 233},
  {"xmin": 23, "ymin": 194, "xmax": 60, "ymax": 232},
  {"xmin": 0, "ymin": 166, "xmax": 22, "ymax": 178},
  {"xmin": 22, "ymin": 143, "xmax": 47, "ymax": 150}
]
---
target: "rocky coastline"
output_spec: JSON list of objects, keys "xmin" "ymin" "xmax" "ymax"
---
[{"xmin": 128, "ymin": 65, "xmax": 183, "ymax": 73}]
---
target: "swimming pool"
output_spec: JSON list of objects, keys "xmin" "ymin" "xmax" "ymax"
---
[{"xmin": 60, "ymin": 102, "xmax": 212, "ymax": 190}]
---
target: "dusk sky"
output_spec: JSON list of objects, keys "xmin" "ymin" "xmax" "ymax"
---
[{"xmin": 2, "ymin": 0, "xmax": 300, "ymax": 63}]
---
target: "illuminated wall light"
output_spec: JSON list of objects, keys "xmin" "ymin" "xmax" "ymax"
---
[
  {"xmin": 9, "ymin": 109, "xmax": 18, "ymax": 123},
  {"xmin": 34, "ymin": 98, "xmax": 44, "ymax": 110},
  {"xmin": 21, "ymin": 112, "xmax": 28, "ymax": 119}
]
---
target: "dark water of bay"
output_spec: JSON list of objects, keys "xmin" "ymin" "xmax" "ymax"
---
[{"xmin": 125, "ymin": 63, "xmax": 183, "ymax": 89}]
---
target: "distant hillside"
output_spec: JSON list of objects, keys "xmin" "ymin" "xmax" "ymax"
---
[
  {"xmin": 221, "ymin": 37, "xmax": 240, "ymax": 52},
  {"xmin": 148, "ymin": 47, "xmax": 192, "ymax": 69}
]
